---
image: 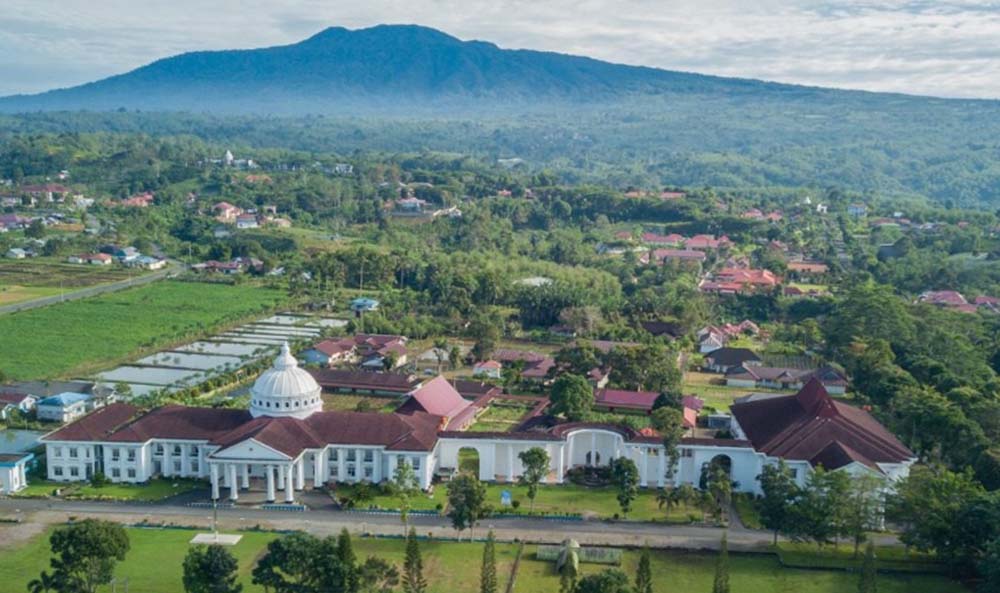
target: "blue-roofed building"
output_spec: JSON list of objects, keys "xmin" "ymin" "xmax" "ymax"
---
[
  {"xmin": 36, "ymin": 392, "xmax": 94, "ymax": 423},
  {"xmin": 0, "ymin": 452, "xmax": 34, "ymax": 494},
  {"xmin": 350, "ymin": 297, "xmax": 380, "ymax": 313}
]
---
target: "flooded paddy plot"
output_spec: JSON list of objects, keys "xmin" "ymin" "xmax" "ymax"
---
[
  {"xmin": 135, "ymin": 351, "xmax": 245, "ymax": 371},
  {"xmin": 175, "ymin": 341, "xmax": 274, "ymax": 358},
  {"xmin": 98, "ymin": 365, "xmax": 207, "ymax": 386}
]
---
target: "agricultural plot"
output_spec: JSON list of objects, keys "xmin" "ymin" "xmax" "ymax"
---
[
  {"xmin": 0, "ymin": 281, "xmax": 287, "ymax": 380},
  {"xmin": 97, "ymin": 365, "xmax": 208, "ymax": 387},
  {"xmin": 0, "ymin": 259, "xmax": 136, "ymax": 289},
  {"xmin": 136, "ymin": 351, "xmax": 246, "ymax": 370},
  {"xmin": 176, "ymin": 341, "xmax": 274, "ymax": 357}
]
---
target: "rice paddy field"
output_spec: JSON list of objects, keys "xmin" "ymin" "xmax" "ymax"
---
[
  {"xmin": 0, "ymin": 280, "xmax": 288, "ymax": 380},
  {"xmin": 0, "ymin": 526, "xmax": 963, "ymax": 593}
]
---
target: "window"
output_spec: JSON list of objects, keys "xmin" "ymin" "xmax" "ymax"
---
[
  {"xmin": 110, "ymin": 468, "xmax": 120, "ymax": 478},
  {"xmin": 347, "ymin": 465, "xmax": 356, "ymax": 478},
  {"xmin": 347, "ymin": 451, "xmax": 356, "ymax": 462},
  {"xmin": 364, "ymin": 466, "xmax": 373, "ymax": 478},
  {"xmin": 111, "ymin": 448, "xmax": 120, "ymax": 461},
  {"xmin": 191, "ymin": 461, "xmax": 199, "ymax": 473},
  {"xmin": 69, "ymin": 467, "xmax": 79, "ymax": 477},
  {"xmin": 127, "ymin": 469, "xmax": 136, "ymax": 479},
  {"xmin": 364, "ymin": 450, "xmax": 373, "ymax": 462},
  {"xmin": 173, "ymin": 461, "xmax": 181, "ymax": 473},
  {"xmin": 53, "ymin": 466, "xmax": 63, "ymax": 477},
  {"xmin": 172, "ymin": 445, "xmax": 182, "ymax": 456},
  {"xmin": 189, "ymin": 445, "xmax": 198, "ymax": 456},
  {"xmin": 69, "ymin": 448, "xmax": 78, "ymax": 459},
  {"xmin": 127, "ymin": 450, "xmax": 136, "ymax": 462},
  {"xmin": 329, "ymin": 450, "xmax": 339, "ymax": 462},
  {"xmin": 54, "ymin": 447, "xmax": 62, "ymax": 458},
  {"xmin": 681, "ymin": 449, "xmax": 693, "ymax": 458},
  {"xmin": 411, "ymin": 457, "xmax": 421, "ymax": 471},
  {"xmin": 155, "ymin": 444, "xmax": 164, "ymax": 455}
]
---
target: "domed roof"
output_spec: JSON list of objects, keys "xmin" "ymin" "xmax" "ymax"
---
[{"xmin": 249, "ymin": 343, "xmax": 323, "ymax": 419}]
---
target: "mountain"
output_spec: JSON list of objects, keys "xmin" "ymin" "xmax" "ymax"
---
[{"xmin": 0, "ymin": 24, "xmax": 840, "ymax": 114}]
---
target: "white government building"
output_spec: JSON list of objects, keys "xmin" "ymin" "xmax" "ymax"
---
[{"xmin": 40, "ymin": 344, "xmax": 915, "ymax": 502}]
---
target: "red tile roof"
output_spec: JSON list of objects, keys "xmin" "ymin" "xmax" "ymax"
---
[
  {"xmin": 41, "ymin": 403, "xmax": 141, "ymax": 442},
  {"xmin": 400, "ymin": 376, "xmax": 472, "ymax": 419},
  {"xmin": 594, "ymin": 388, "xmax": 659, "ymax": 411},
  {"xmin": 730, "ymin": 379, "xmax": 913, "ymax": 470}
]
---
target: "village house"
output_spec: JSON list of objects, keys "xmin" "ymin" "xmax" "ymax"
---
[
  {"xmin": 214, "ymin": 201, "xmax": 243, "ymax": 222},
  {"xmin": 0, "ymin": 392, "xmax": 36, "ymax": 420},
  {"xmin": 350, "ymin": 297, "xmax": 380, "ymax": 313},
  {"xmin": 472, "ymin": 360, "xmax": 503, "ymax": 379},
  {"xmin": 5, "ymin": 248, "xmax": 27, "ymax": 259},
  {"xmin": 725, "ymin": 365, "xmax": 849, "ymax": 394},
  {"xmin": 301, "ymin": 334, "xmax": 408, "ymax": 369},
  {"xmin": 700, "ymin": 268, "xmax": 780, "ymax": 295},
  {"xmin": 641, "ymin": 248, "xmax": 706, "ymax": 266},
  {"xmin": 236, "ymin": 214, "xmax": 260, "ymax": 229},
  {"xmin": 787, "ymin": 261, "xmax": 829, "ymax": 278},
  {"xmin": 36, "ymin": 392, "xmax": 97, "ymax": 423},
  {"xmin": 119, "ymin": 192, "xmax": 154, "ymax": 208},
  {"xmin": 703, "ymin": 347, "xmax": 763, "ymax": 373},
  {"xmin": 685, "ymin": 234, "xmax": 731, "ymax": 251},
  {"xmin": 0, "ymin": 453, "xmax": 33, "ymax": 495}
]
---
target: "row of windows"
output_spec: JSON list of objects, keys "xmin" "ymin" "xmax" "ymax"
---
[
  {"xmin": 51, "ymin": 446, "xmax": 90, "ymax": 459},
  {"xmin": 154, "ymin": 444, "xmax": 201, "ymax": 457},
  {"xmin": 109, "ymin": 468, "xmax": 138, "ymax": 479},
  {"xmin": 252, "ymin": 398, "xmax": 320, "ymax": 409},
  {"xmin": 52, "ymin": 466, "xmax": 80, "ymax": 478}
]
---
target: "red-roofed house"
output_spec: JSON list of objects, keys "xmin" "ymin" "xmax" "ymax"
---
[{"xmin": 473, "ymin": 360, "xmax": 503, "ymax": 379}]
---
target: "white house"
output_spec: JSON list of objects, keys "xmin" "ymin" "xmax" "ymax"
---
[
  {"xmin": 472, "ymin": 360, "xmax": 503, "ymax": 379},
  {"xmin": 0, "ymin": 453, "xmax": 33, "ymax": 494},
  {"xmin": 6, "ymin": 248, "xmax": 26, "ymax": 259},
  {"xmin": 0, "ymin": 392, "xmax": 36, "ymax": 420},
  {"xmin": 36, "ymin": 392, "xmax": 93, "ymax": 423}
]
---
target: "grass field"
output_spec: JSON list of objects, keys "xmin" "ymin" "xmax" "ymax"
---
[
  {"xmin": 0, "ymin": 526, "xmax": 963, "ymax": 593},
  {"xmin": 0, "ymin": 285, "xmax": 63, "ymax": 305},
  {"xmin": 0, "ymin": 280, "xmax": 288, "ymax": 380},
  {"xmin": 322, "ymin": 393, "xmax": 402, "ymax": 413},
  {"xmin": 468, "ymin": 401, "xmax": 535, "ymax": 432},
  {"xmin": 0, "ymin": 258, "xmax": 139, "ymax": 288},
  {"xmin": 683, "ymin": 371, "xmax": 796, "ymax": 411},
  {"xmin": 14, "ymin": 478, "xmax": 199, "ymax": 501},
  {"xmin": 335, "ymin": 482, "xmax": 702, "ymax": 522}
]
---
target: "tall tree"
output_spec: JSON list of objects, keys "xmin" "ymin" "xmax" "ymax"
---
[
  {"xmin": 517, "ymin": 447, "xmax": 550, "ymax": 512},
  {"xmin": 610, "ymin": 457, "xmax": 640, "ymax": 518},
  {"xmin": 358, "ymin": 557, "xmax": 399, "ymax": 593},
  {"xmin": 843, "ymin": 473, "xmax": 886, "ymax": 557},
  {"xmin": 650, "ymin": 407, "xmax": 685, "ymax": 480},
  {"xmin": 790, "ymin": 467, "xmax": 851, "ymax": 547},
  {"xmin": 402, "ymin": 528, "xmax": 427, "ymax": 593},
  {"xmin": 758, "ymin": 461, "xmax": 799, "ymax": 545},
  {"xmin": 42, "ymin": 519, "xmax": 130, "ymax": 593},
  {"xmin": 182, "ymin": 544, "xmax": 242, "ymax": 593},
  {"xmin": 858, "ymin": 540, "xmax": 877, "ymax": 593},
  {"xmin": 335, "ymin": 528, "xmax": 360, "ymax": 593},
  {"xmin": 252, "ymin": 533, "xmax": 322, "ymax": 593},
  {"xmin": 447, "ymin": 473, "xmax": 487, "ymax": 537},
  {"xmin": 981, "ymin": 538, "xmax": 1000, "ymax": 593},
  {"xmin": 549, "ymin": 373, "xmax": 593, "ymax": 421},
  {"xmin": 391, "ymin": 459, "xmax": 421, "ymax": 532},
  {"xmin": 480, "ymin": 531, "xmax": 497, "ymax": 593},
  {"xmin": 712, "ymin": 534, "xmax": 730, "ymax": 593},
  {"xmin": 635, "ymin": 546, "xmax": 653, "ymax": 593}
]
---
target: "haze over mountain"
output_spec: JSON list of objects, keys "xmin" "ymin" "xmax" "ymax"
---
[
  {"xmin": 0, "ymin": 24, "xmax": 909, "ymax": 114},
  {"xmin": 3, "ymin": 24, "xmax": 1000, "ymax": 205}
]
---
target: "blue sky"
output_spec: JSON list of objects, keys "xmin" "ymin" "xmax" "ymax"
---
[{"xmin": 2, "ymin": 0, "xmax": 1000, "ymax": 98}]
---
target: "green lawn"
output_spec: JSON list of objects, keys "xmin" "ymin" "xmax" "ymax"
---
[
  {"xmin": 516, "ymin": 545, "xmax": 964, "ymax": 593},
  {"xmin": 468, "ymin": 402, "xmax": 535, "ymax": 432},
  {"xmin": 732, "ymin": 493, "xmax": 763, "ymax": 529},
  {"xmin": 322, "ymin": 393, "xmax": 402, "ymax": 413},
  {"xmin": 335, "ymin": 482, "xmax": 701, "ymax": 522},
  {"xmin": 0, "ymin": 285, "xmax": 62, "ymax": 305},
  {"xmin": 0, "ymin": 527, "xmax": 962, "ymax": 593},
  {"xmin": 14, "ymin": 478, "xmax": 200, "ymax": 501},
  {"xmin": 683, "ymin": 371, "xmax": 796, "ymax": 412},
  {"xmin": 0, "ymin": 280, "xmax": 288, "ymax": 380},
  {"xmin": 776, "ymin": 542, "xmax": 949, "ymax": 574}
]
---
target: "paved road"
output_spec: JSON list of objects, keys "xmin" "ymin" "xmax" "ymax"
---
[
  {"xmin": 0, "ymin": 497, "xmax": 901, "ymax": 552},
  {"xmin": 0, "ymin": 265, "xmax": 179, "ymax": 315}
]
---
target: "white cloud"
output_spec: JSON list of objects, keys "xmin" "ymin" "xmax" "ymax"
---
[{"xmin": 0, "ymin": 0, "xmax": 998, "ymax": 97}]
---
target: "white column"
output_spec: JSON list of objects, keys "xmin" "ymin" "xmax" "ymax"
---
[
  {"xmin": 639, "ymin": 448, "xmax": 648, "ymax": 487},
  {"xmin": 228, "ymin": 464, "xmax": 238, "ymax": 501},
  {"xmin": 266, "ymin": 465, "xmax": 275, "ymax": 502},
  {"xmin": 388, "ymin": 454, "xmax": 398, "ymax": 479},
  {"xmin": 567, "ymin": 437, "xmax": 575, "ymax": 470},
  {"xmin": 163, "ymin": 446, "xmax": 171, "ymax": 477},
  {"xmin": 337, "ymin": 448, "xmax": 346, "ymax": 482},
  {"xmin": 313, "ymin": 452, "xmax": 324, "ymax": 488},
  {"xmin": 658, "ymin": 450, "xmax": 666, "ymax": 487},
  {"xmin": 590, "ymin": 433, "xmax": 597, "ymax": 466},
  {"xmin": 556, "ymin": 446, "xmax": 564, "ymax": 483},
  {"xmin": 507, "ymin": 446, "xmax": 514, "ymax": 483},
  {"xmin": 373, "ymin": 451, "xmax": 381, "ymax": 483},
  {"xmin": 356, "ymin": 448, "xmax": 364, "ymax": 482},
  {"xmin": 241, "ymin": 464, "xmax": 250, "ymax": 489},
  {"xmin": 277, "ymin": 462, "xmax": 286, "ymax": 489},
  {"xmin": 284, "ymin": 465, "xmax": 294, "ymax": 502},
  {"xmin": 295, "ymin": 458, "xmax": 305, "ymax": 490},
  {"xmin": 210, "ymin": 464, "xmax": 220, "ymax": 500}
]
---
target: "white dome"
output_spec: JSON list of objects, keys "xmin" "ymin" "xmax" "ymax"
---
[{"xmin": 249, "ymin": 343, "xmax": 323, "ymax": 419}]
